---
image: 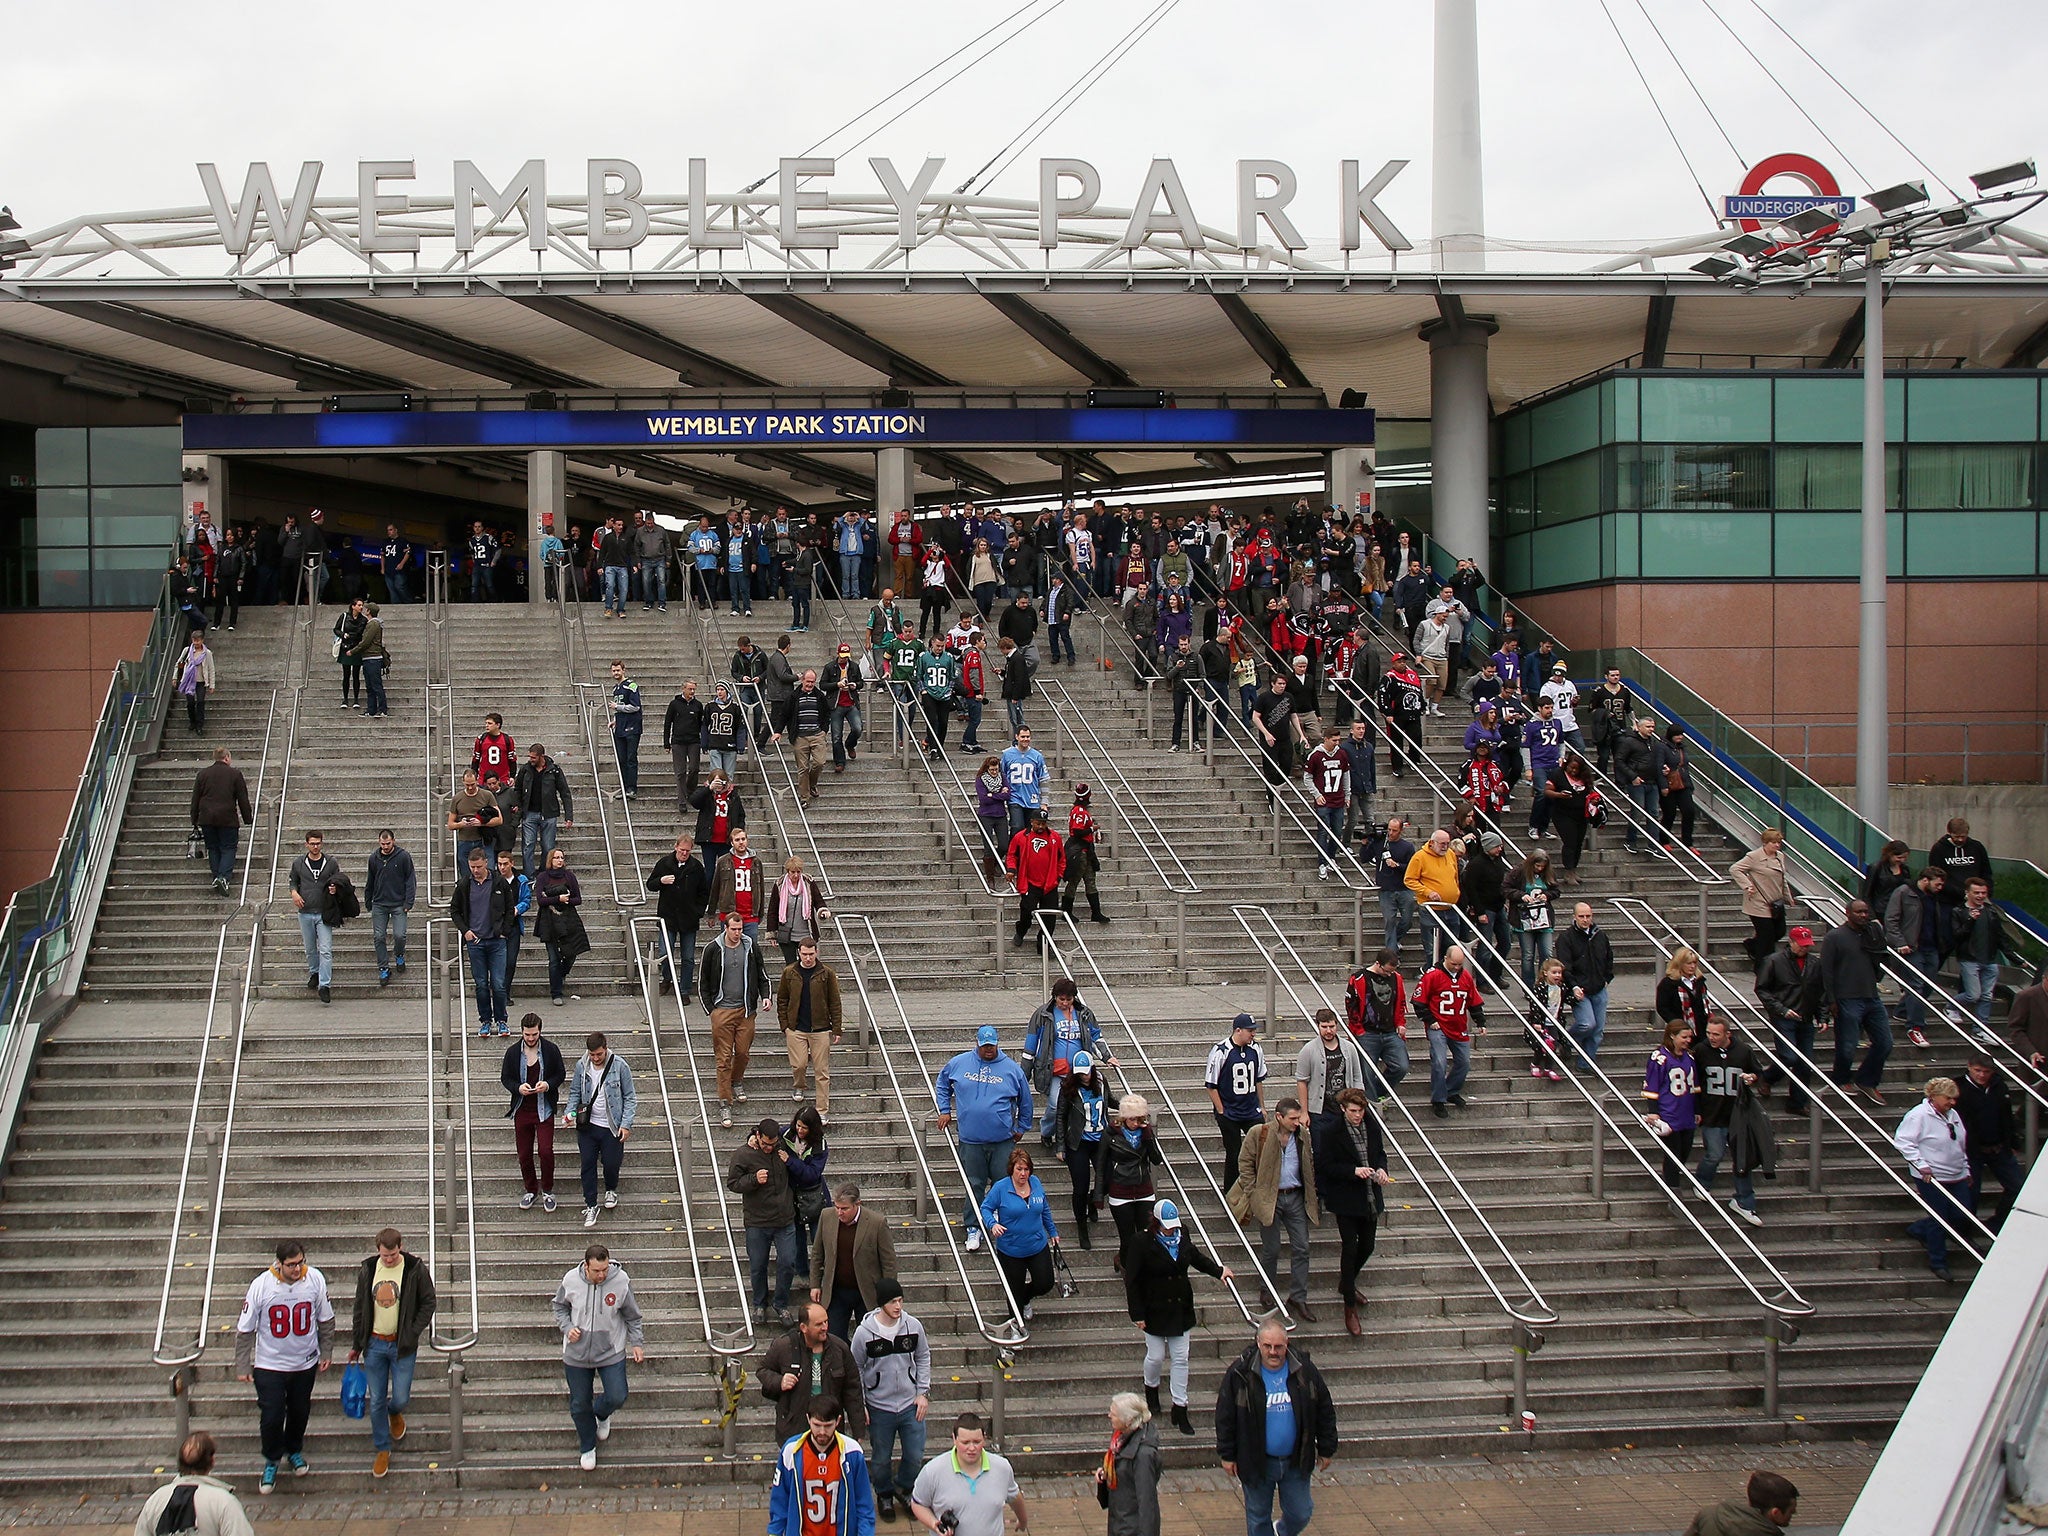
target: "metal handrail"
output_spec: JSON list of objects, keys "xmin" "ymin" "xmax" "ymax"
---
[
  {"xmin": 830, "ymin": 913, "xmax": 1030, "ymax": 1349},
  {"xmin": 1606, "ymin": 897, "xmax": 1994, "ymax": 1263},
  {"xmin": 1034, "ymin": 677, "xmax": 1200, "ymax": 896},
  {"xmin": 628, "ymin": 916, "xmax": 757, "ymax": 1363},
  {"xmin": 568, "ymin": 681, "xmax": 644, "ymax": 906},
  {"xmin": 1797, "ymin": 890, "xmax": 2048, "ymax": 1112},
  {"xmin": 425, "ymin": 551, "xmax": 451, "ymax": 686},
  {"xmin": 546, "ymin": 552, "xmax": 594, "ymax": 684},
  {"xmin": 236, "ymin": 690, "xmax": 282, "ymax": 908},
  {"xmin": 263, "ymin": 593, "xmax": 317, "ymax": 905},
  {"xmin": 1029, "ymin": 907, "xmax": 1272, "ymax": 1327},
  {"xmin": 1429, "ymin": 902, "xmax": 1815, "ymax": 1319},
  {"xmin": 1322, "ymin": 671, "xmax": 1525, "ymax": 861},
  {"xmin": 423, "ymin": 918, "xmax": 481, "ymax": 1355},
  {"xmin": 423, "ymin": 681, "xmax": 455, "ymax": 908},
  {"xmin": 152, "ymin": 920, "xmax": 261, "ymax": 1370},
  {"xmin": 1229, "ymin": 904, "xmax": 1561, "ymax": 1326}
]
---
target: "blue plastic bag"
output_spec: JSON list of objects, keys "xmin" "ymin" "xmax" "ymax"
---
[{"xmin": 340, "ymin": 1361, "xmax": 368, "ymax": 1420}]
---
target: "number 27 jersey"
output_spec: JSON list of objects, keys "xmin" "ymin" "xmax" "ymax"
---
[{"xmin": 237, "ymin": 1266, "xmax": 335, "ymax": 1372}]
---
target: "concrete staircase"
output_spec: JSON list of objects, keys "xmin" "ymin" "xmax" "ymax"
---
[{"xmin": 0, "ymin": 592, "xmax": 1975, "ymax": 1501}]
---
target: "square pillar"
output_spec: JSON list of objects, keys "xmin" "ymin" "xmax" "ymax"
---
[
  {"xmin": 528, "ymin": 450, "xmax": 566, "ymax": 607},
  {"xmin": 1326, "ymin": 446, "xmax": 1375, "ymax": 522},
  {"xmin": 181, "ymin": 452, "xmax": 228, "ymax": 540},
  {"xmin": 875, "ymin": 447, "xmax": 915, "ymax": 517}
]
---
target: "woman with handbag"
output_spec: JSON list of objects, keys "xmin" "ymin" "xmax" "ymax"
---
[
  {"xmin": 1652, "ymin": 723, "xmax": 1699, "ymax": 854},
  {"xmin": 334, "ymin": 598, "xmax": 369, "ymax": 710},
  {"xmin": 1120, "ymin": 1199, "xmax": 1231, "ymax": 1436},
  {"xmin": 1730, "ymin": 828, "xmax": 1791, "ymax": 967},
  {"xmin": 1540, "ymin": 752, "xmax": 1597, "ymax": 880},
  {"xmin": 1314, "ymin": 1087, "xmax": 1390, "ymax": 1337},
  {"xmin": 532, "ymin": 848, "xmax": 589, "ymax": 1005},
  {"xmin": 174, "ymin": 630, "xmax": 217, "ymax": 733},
  {"xmin": 1095, "ymin": 1390, "xmax": 1162, "ymax": 1536},
  {"xmin": 766, "ymin": 856, "xmax": 830, "ymax": 971},
  {"xmin": 349, "ymin": 601, "xmax": 390, "ymax": 717},
  {"xmin": 783, "ymin": 1107, "xmax": 830, "ymax": 1288}
]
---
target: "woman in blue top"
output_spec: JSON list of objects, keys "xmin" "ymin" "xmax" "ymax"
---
[
  {"xmin": 782, "ymin": 1107, "xmax": 830, "ymax": 1285},
  {"xmin": 980, "ymin": 1146, "xmax": 1060, "ymax": 1323},
  {"xmin": 1642, "ymin": 1020, "xmax": 1700, "ymax": 1195},
  {"xmin": 1052, "ymin": 1053, "xmax": 1111, "ymax": 1249}
]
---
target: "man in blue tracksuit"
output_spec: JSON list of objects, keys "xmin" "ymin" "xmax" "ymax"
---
[
  {"xmin": 934, "ymin": 1025, "xmax": 1032, "ymax": 1252},
  {"xmin": 1022, "ymin": 978, "xmax": 1116, "ymax": 1140}
]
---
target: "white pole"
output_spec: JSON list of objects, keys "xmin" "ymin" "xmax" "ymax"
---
[
  {"xmin": 1432, "ymin": 0, "xmax": 1486, "ymax": 272},
  {"xmin": 1856, "ymin": 262, "xmax": 1889, "ymax": 849}
]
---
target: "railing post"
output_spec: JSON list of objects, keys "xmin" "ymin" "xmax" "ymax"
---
[
  {"xmin": 990, "ymin": 1350, "xmax": 1009, "ymax": 1450},
  {"xmin": 1175, "ymin": 894, "xmax": 1188, "ymax": 980},
  {"xmin": 1352, "ymin": 892, "xmax": 1365, "ymax": 970},
  {"xmin": 439, "ymin": 957, "xmax": 455, "ymax": 1062},
  {"xmin": 2029, "ymin": 1097, "xmax": 2039, "ymax": 1163},
  {"xmin": 1040, "ymin": 925, "xmax": 1052, "ymax": 999},
  {"xmin": 1590, "ymin": 1117, "xmax": 1605, "ymax": 1201},
  {"xmin": 170, "ymin": 1366, "xmax": 195, "ymax": 1453},
  {"xmin": 1203, "ymin": 699, "xmax": 1214, "ymax": 767},
  {"xmin": 442, "ymin": 1119, "xmax": 457, "ymax": 1233},
  {"xmin": 1762, "ymin": 1321, "xmax": 1782, "ymax": 1419},
  {"xmin": 1144, "ymin": 680, "xmax": 1154, "ymax": 742},
  {"xmin": 1807, "ymin": 1099, "xmax": 1824, "ymax": 1194},
  {"xmin": 915, "ymin": 1124, "xmax": 932, "ymax": 1221},
  {"xmin": 1271, "ymin": 795, "xmax": 1281, "ymax": 857},
  {"xmin": 722, "ymin": 1360, "xmax": 742, "ymax": 1459},
  {"xmin": 1510, "ymin": 1320, "xmax": 1531, "ymax": 1430},
  {"xmin": 853, "ymin": 988, "xmax": 869, "ymax": 1050},
  {"xmin": 446, "ymin": 1359, "xmax": 466, "ymax": 1463},
  {"xmin": 1264, "ymin": 966, "xmax": 1277, "ymax": 1033},
  {"xmin": 677, "ymin": 1121, "xmax": 693, "ymax": 1188},
  {"xmin": 992, "ymin": 901, "xmax": 1005, "ymax": 987},
  {"xmin": 1697, "ymin": 887, "xmax": 1709, "ymax": 955}
]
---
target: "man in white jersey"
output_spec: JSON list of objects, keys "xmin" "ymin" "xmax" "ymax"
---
[{"xmin": 234, "ymin": 1238, "xmax": 335, "ymax": 1494}]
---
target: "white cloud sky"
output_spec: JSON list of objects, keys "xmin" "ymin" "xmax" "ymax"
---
[{"xmin": 3, "ymin": 0, "xmax": 2040, "ymax": 250}]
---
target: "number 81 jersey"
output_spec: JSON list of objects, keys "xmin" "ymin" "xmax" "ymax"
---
[{"xmin": 237, "ymin": 1264, "xmax": 335, "ymax": 1372}]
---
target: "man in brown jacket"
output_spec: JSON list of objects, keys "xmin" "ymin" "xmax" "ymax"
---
[
  {"xmin": 1232, "ymin": 1098, "xmax": 1321, "ymax": 1321},
  {"xmin": 2009, "ymin": 977, "xmax": 2048, "ymax": 1068},
  {"xmin": 190, "ymin": 747, "xmax": 253, "ymax": 896},
  {"xmin": 776, "ymin": 939, "xmax": 843, "ymax": 1117},
  {"xmin": 759, "ymin": 1301, "xmax": 865, "ymax": 1446},
  {"xmin": 809, "ymin": 1182, "xmax": 898, "ymax": 1340}
]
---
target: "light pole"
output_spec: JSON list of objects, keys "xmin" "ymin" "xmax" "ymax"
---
[{"xmin": 1693, "ymin": 165, "xmax": 2044, "ymax": 850}]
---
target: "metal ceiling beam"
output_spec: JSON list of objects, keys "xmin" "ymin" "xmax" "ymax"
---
[
  {"xmin": 981, "ymin": 293, "xmax": 1134, "ymax": 387},
  {"xmin": 0, "ymin": 328, "xmax": 225, "ymax": 404},
  {"xmin": 278, "ymin": 297, "xmax": 590, "ymax": 388},
  {"xmin": 2005, "ymin": 317, "xmax": 2048, "ymax": 368},
  {"xmin": 1641, "ymin": 295, "xmax": 1675, "ymax": 368},
  {"xmin": 35, "ymin": 300, "xmax": 405, "ymax": 391},
  {"xmin": 747, "ymin": 294, "xmax": 953, "ymax": 387},
  {"xmin": 577, "ymin": 449, "xmax": 822, "ymax": 510},
  {"xmin": 914, "ymin": 448, "xmax": 1009, "ymax": 497},
  {"xmin": 1214, "ymin": 293, "xmax": 1313, "ymax": 390},
  {"xmin": 509, "ymin": 295, "xmax": 776, "ymax": 389},
  {"xmin": 1823, "ymin": 298, "xmax": 1879, "ymax": 369}
]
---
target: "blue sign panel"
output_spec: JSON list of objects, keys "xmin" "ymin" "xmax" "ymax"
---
[
  {"xmin": 183, "ymin": 405, "xmax": 1374, "ymax": 454},
  {"xmin": 1721, "ymin": 194, "xmax": 1856, "ymax": 222}
]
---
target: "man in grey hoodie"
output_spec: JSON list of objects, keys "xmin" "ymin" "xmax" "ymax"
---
[
  {"xmin": 551, "ymin": 1242, "xmax": 645, "ymax": 1470},
  {"xmin": 849, "ymin": 1279, "xmax": 930, "ymax": 1523}
]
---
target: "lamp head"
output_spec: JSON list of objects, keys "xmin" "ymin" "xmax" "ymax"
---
[
  {"xmin": 1864, "ymin": 180, "xmax": 1929, "ymax": 215},
  {"xmin": 1971, "ymin": 159, "xmax": 2037, "ymax": 194}
]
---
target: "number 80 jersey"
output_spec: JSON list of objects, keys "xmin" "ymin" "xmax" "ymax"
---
[{"xmin": 237, "ymin": 1265, "xmax": 336, "ymax": 1373}]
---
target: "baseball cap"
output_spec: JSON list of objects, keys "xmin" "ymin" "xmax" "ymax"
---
[
  {"xmin": 1788, "ymin": 925, "xmax": 1815, "ymax": 945},
  {"xmin": 976, "ymin": 1025, "xmax": 1001, "ymax": 1047},
  {"xmin": 1231, "ymin": 1011, "xmax": 1258, "ymax": 1034},
  {"xmin": 1070, "ymin": 1050, "xmax": 1093, "ymax": 1076},
  {"xmin": 1155, "ymin": 1200, "xmax": 1182, "ymax": 1230},
  {"xmin": 838, "ymin": 642, "xmax": 852, "ymax": 653}
]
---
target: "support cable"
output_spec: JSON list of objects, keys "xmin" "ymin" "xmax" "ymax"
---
[
  {"xmin": 1695, "ymin": 0, "xmax": 1871, "ymax": 188},
  {"xmin": 957, "ymin": 0, "xmax": 1184, "ymax": 195},
  {"xmin": 1630, "ymin": 0, "xmax": 1749, "ymax": 169},
  {"xmin": 1595, "ymin": 0, "xmax": 1725, "ymax": 225},
  {"xmin": 1734, "ymin": 0, "xmax": 1964, "ymax": 201}
]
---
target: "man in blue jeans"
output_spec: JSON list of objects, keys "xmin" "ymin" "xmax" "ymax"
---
[
  {"xmin": 452, "ymin": 848, "xmax": 512, "ymax": 1036},
  {"xmin": 551, "ymin": 1243, "xmax": 644, "ymax": 1471},
  {"xmin": 934, "ymin": 1025, "xmax": 1032, "ymax": 1252},
  {"xmin": 289, "ymin": 830, "xmax": 340, "ymax": 1005},
  {"xmin": 1894, "ymin": 1075, "xmax": 1973, "ymax": 1281},
  {"xmin": 1216, "ymin": 1319, "xmax": 1337, "ymax": 1536},
  {"xmin": 348, "ymin": 1228, "xmax": 436, "ymax": 1480},
  {"xmin": 567, "ymin": 1032, "xmax": 638, "ymax": 1231},
  {"xmin": 1821, "ymin": 900, "xmax": 1893, "ymax": 1104},
  {"xmin": 1555, "ymin": 902, "xmax": 1614, "ymax": 1068},
  {"xmin": 727, "ymin": 1116, "xmax": 799, "ymax": 1322}
]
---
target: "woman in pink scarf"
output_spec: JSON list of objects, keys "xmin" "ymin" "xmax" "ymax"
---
[{"xmin": 766, "ymin": 856, "xmax": 831, "ymax": 969}]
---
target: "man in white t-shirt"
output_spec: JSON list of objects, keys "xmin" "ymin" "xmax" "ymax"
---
[{"xmin": 234, "ymin": 1239, "xmax": 335, "ymax": 1494}]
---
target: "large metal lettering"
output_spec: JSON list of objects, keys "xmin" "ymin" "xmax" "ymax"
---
[{"xmin": 454, "ymin": 159, "xmax": 547, "ymax": 251}]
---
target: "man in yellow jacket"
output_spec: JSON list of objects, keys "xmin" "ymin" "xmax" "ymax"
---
[{"xmin": 1404, "ymin": 829, "xmax": 1462, "ymax": 967}]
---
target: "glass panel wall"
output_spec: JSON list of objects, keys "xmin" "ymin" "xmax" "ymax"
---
[{"xmin": 3, "ymin": 424, "xmax": 182, "ymax": 608}]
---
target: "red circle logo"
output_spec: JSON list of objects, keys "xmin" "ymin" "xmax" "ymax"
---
[
  {"xmin": 605, "ymin": 1292, "xmax": 617, "ymax": 1306},
  {"xmin": 1735, "ymin": 153, "xmax": 1843, "ymax": 236}
]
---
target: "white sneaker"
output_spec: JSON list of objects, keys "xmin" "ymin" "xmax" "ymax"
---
[
  {"xmin": 1022, "ymin": 1301, "xmax": 1034, "ymax": 1321},
  {"xmin": 1729, "ymin": 1199, "xmax": 1762, "ymax": 1228},
  {"xmin": 604, "ymin": 1189, "xmax": 619, "ymax": 1210},
  {"xmin": 1316, "ymin": 864, "xmax": 1330, "ymax": 880},
  {"xmin": 734, "ymin": 1085, "xmax": 749, "ymax": 1103},
  {"xmin": 580, "ymin": 1449, "xmax": 597, "ymax": 1471},
  {"xmin": 584, "ymin": 1205, "xmax": 599, "ymax": 1228},
  {"xmin": 965, "ymin": 1229, "xmax": 983, "ymax": 1252},
  {"xmin": 596, "ymin": 1414, "xmax": 613, "ymax": 1441}
]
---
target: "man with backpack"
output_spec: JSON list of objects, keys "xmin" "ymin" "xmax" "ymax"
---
[{"xmin": 132, "ymin": 1433, "xmax": 254, "ymax": 1536}]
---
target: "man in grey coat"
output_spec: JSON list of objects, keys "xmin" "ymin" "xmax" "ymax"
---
[
  {"xmin": 131, "ymin": 1433, "xmax": 254, "ymax": 1536},
  {"xmin": 551, "ymin": 1242, "xmax": 645, "ymax": 1469}
]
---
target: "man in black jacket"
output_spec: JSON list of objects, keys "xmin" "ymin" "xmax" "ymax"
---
[
  {"xmin": 451, "ymin": 848, "xmax": 515, "ymax": 1035},
  {"xmin": 662, "ymin": 681, "xmax": 706, "ymax": 809},
  {"xmin": 347, "ymin": 1227, "xmax": 436, "ymax": 1480},
  {"xmin": 190, "ymin": 747, "xmax": 252, "ymax": 896},
  {"xmin": 1958, "ymin": 1055, "xmax": 2027, "ymax": 1230},
  {"xmin": 1554, "ymin": 903, "xmax": 1615, "ymax": 1067},
  {"xmin": 1755, "ymin": 927, "xmax": 1824, "ymax": 1113},
  {"xmin": 1215, "ymin": 1320, "xmax": 1337, "ymax": 1536},
  {"xmin": 1693, "ymin": 1018, "xmax": 1766, "ymax": 1227},
  {"xmin": 514, "ymin": 743, "xmax": 574, "ymax": 878},
  {"xmin": 1819, "ymin": 900, "xmax": 1892, "ymax": 1103},
  {"xmin": 366, "ymin": 830, "xmax": 416, "ymax": 986},
  {"xmin": 646, "ymin": 834, "xmax": 712, "ymax": 1000}
]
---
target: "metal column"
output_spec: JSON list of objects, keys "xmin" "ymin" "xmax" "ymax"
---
[
  {"xmin": 1421, "ymin": 316, "xmax": 1497, "ymax": 567},
  {"xmin": 528, "ymin": 450, "xmax": 567, "ymax": 609},
  {"xmin": 1855, "ymin": 265, "xmax": 1890, "ymax": 850},
  {"xmin": 876, "ymin": 447, "xmax": 915, "ymax": 517}
]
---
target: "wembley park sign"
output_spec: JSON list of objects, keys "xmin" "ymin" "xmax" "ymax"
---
[{"xmin": 192, "ymin": 156, "xmax": 1415, "ymax": 265}]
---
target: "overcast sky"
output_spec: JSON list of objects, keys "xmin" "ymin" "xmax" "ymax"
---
[{"xmin": 5, "ymin": 0, "xmax": 2040, "ymax": 251}]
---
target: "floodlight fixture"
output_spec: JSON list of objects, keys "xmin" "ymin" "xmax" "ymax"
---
[
  {"xmin": 1691, "ymin": 255, "xmax": 1740, "ymax": 277},
  {"xmin": 1971, "ymin": 160, "xmax": 2037, "ymax": 194},
  {"xmin": 1723, "ymin": 231, "xmax": 1776, "ymax": 257},
  {"xmin": 1777, "ymin": 207, "xmax": 1840, "ymax": 240},
  {"xmin": 1864, "ymin": 180, "xmax": 1929, "ymax": 214},
  {"xmin": 1937, "ymin": 205, "xmax": 1972, "ymax": 227}
]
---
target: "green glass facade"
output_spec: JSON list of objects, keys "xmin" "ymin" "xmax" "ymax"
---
[
  {"xmin": 0, "ymin": 425, "xmax": 183, "ymax": 607},
  {"xmin": 1494, "ymin": 371, "xmax": 2048, "ymax": 592}
]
